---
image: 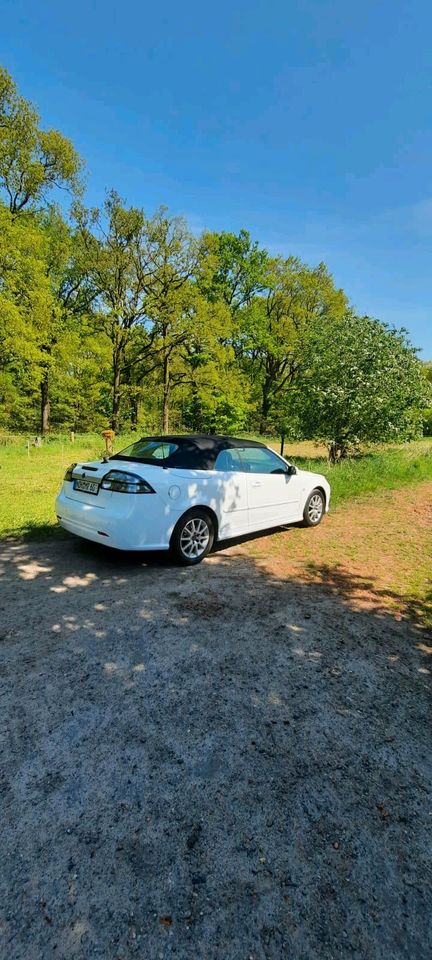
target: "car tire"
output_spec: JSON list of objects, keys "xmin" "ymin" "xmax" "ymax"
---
[
  {"xmin": 171, "ymin": 508, "xmax": 215, "ymax": 565},
  {"xmin": 302, "ymin": 488, "xmax": 325, "ymax": 527}
]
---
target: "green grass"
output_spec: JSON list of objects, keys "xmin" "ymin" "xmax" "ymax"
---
[
  {"xmin": 0, "ymin": 433, "xmax": 431, "ymax": 541},
  {"xmin": 291, "ymin": 441, "xmax": 432, "ymax": 508},
  {"xmin": 0, "ymin": 432, "xmax": 136, "ymax": 540}
]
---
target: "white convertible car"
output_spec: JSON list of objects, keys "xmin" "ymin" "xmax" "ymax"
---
[{"xmin": 56, "ymin": 435, "xmax": 331, "ymax": 564}]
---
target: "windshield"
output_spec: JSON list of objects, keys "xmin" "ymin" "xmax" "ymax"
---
[{"xmin": 111, "ymin": 439, "xmax": 179, "ymax": 463}]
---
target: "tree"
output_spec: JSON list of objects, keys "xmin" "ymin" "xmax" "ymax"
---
[
  {"xmin": 174, "ymin": 292, "xmax": 249, "ymax": 434},
  {"xmin": 141, "ymin": 210, "xmax": 200, "ymax": 431},
  {"xmin": 37, "ymin": 205, "xmax": 101, "ymax": 433},
  {"xmin": 0, "ymin": 203, "xmax": 55, "ymax": 428},
  {"xmin": 198, "ymin": 229, "xmax": 269, "ymax": 315},
  {"xmin": 239, "ymin": 257, "xmax": 348, "ymax": 433},
  {"xmin": 422, "ymin": 362, "xmax": 432, "ymax": 436},
  {"xmin": 0, "ymin": 65, "xmax": 82, "ymax": 214},
  {"xmin": 288, "ymin": 314, "xmax": 431, "ymax": 461},
  {"xmin": 192, "ymin": 229, "xmax": 270, "ymax": 430},
  {"xmin": 0, "ymin": 201, "xmax": 102, "ymax": 433},
  {"xmin": 73, "ymin": 193, "xmax": 153, "ymax": 431}
]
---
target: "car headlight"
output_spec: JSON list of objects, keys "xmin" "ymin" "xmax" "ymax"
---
[
  {"xmin": 100, "ymin": 470, "xmax": 155, "ymax": 494},
  {"xmin": 64, "ymin": 463, "xmax": 77, "ymax": 481}
]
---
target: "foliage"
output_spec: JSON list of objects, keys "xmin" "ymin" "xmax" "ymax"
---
[
  {"xmin": 239, "ymin": 257, "xmax": 348, "ymax": 432},
  {"xmin": 198, "ymin": 228, "xmax": 269, "ymax": 312},
  {"xmin": 423, "ymin": 364, "xmax": 432, "ymax": 435},
  {"xmin": 0, "ymin": 63, "xmax": 430, "ymax": 449},
  {"xmin": 0, "ymin": 204, "xmax": 55, "ymax": 426},
  {"xmin": 287, "ymin": 314, "xmax": 431, "ymax": 461},
  {"xmin": 0, "ymin": 65, "xmax": 82, "ymax": 213}
]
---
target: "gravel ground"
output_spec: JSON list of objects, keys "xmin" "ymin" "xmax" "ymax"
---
[{"xmin": 1, "ymin": 533, "xmax": 431, "ymax": 960}]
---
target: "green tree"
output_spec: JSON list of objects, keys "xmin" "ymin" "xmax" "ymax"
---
[
  {"xmin": 37, "ymin": 205, "xmax": 102, "ymax": 432},
  {"xmin": 141, "ymin": 210, "xmax": 202, "ymax": 431},
  {"xmin": 173, "ymin": 292, "xmax": 248, "ymax": 433},
  {"xmin": 74, "ymin": 199, "xmax": 205, "ymax": 433},
  {"xmin": 0, "ymin": 203, "xmax": 55, "ymax": 428},
  {"xmin": 0, "ymin": 66, "xmax": 82, "ymax": 214},
  {"xmin": 288, "ymin": 314, "xmax": 431, "ymax": 461},
  {"xmin": 240, "ymin": 257, "xmax": 348, "ymax": 433},
  {"xmin": 192, "ymin": 228, "xmax": 270, "ymax": 431},
  {"xmin": 73, "ymin": 192, "xmax": 153, "ymax": 431},
  {"xmin": 422, "ymin": 362, "xmax": 432, "ymax": 436},
  {"xmin": 199, "ymin": 229, "xmax": 269, "ymax": 316},
  {"xmin": 0, "ymin": 202, "xmax": 102, "ymax": 433}
]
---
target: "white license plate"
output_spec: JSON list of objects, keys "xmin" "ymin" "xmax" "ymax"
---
[{"xmin": 74, "ymin": 478, "xmax": 99, "ymax": 495}]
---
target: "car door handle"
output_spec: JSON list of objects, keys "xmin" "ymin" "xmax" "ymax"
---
[{"xmin": 252, "ymin": 480, "xmax": 262, "ymax": 487}]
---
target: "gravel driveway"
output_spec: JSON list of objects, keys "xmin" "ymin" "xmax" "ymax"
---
[{"xmin": 1, "ymin": 534, "xmax": 431, "ymax": 959}]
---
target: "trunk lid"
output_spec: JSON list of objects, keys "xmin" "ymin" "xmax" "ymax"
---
[{"xmin": 64, "ymin": 459, "xmax": 164, "ymax": 506}]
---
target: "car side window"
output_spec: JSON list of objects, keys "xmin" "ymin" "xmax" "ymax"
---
[
  {"xmin": 214, "ymin": 449, "xmax": 245, "ymax": 472},
  {"xmin": 237, "ymin": 447, "xmax": 287, "ymax": 474}
]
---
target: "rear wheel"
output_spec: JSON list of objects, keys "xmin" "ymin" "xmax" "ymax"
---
[
  {"xmin": 171, "ymin": 509, "xmax": 215, "ymax": 565},
  {"xmin": 302, "ymin": 488, "xmax": 325, "ymax": 527}
]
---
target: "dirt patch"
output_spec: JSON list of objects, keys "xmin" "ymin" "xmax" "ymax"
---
[
  {"xmin": 240, "ymin": 482, "xmax": 432, "ymax": 626},
  {"xmin": 1, "ymin": 490, "xmax": 431, "ymax": 959}
]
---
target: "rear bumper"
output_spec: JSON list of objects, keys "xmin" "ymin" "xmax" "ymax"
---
[{"xmin": 55, "ymin": 490, "xmax": 171, "ymax": 551}]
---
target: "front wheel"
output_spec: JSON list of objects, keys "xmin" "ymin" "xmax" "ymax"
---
[
  {"xmin": 302, "ymin": 489, "xmax": 325, "ymax": 527},
  {"xmin": 171, "ymin": 509, "xmax": 215, "ymax": 565}
]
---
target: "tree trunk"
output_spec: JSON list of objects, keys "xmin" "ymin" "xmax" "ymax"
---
[
  {"xmin": 162, "ymin": 351, "xmax": 170, "ymax": 433},
  {"xmin": 40, "ymin": 372, "xmax": 50, "ymax": 434},
  {"xmin": 131, "ymin": 394, "xmax": 139, "ymax": 428},
  {"xmin": 328, "ymin": 441, "xmax": 349, "ymax": 464},
  {"xmin": 259, "ymin": 388, "xmax": 271, "ymax": 435},
  {"xmin": 111, "ymin": 356, "xmax": 121, "ymax": 432}
]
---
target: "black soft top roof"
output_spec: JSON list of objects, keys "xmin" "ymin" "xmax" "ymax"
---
[
  {"xmin": 111, "ymin": 434, "xmax": 267, "ymax": 470},
  {"xmin": 144, "ymin": 434, "xmax": 265, "ymax": 449}
]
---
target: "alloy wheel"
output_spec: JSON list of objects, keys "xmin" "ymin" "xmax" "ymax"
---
[
  {"xmin": 180, "ymin": 517, "xmax": 210, "ymax": 559},
  {"xmin": 307, "ymin": 493, "xmax": 323, "ymax": 523}
]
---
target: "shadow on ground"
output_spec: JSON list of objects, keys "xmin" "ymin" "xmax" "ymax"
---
[{"xmin": 0, "ymin": 535, "xmax": 431, "ymax": 960}]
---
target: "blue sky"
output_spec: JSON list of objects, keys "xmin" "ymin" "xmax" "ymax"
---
[{"xmin": 2, "ymin": 0, "xmax": 431, "ymax": 355}]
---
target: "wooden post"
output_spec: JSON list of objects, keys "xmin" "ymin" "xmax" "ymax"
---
[
  {"xmin": 102, "ymin": 429, "xmax": 115, "ymax": 456},
  {"xmin": 70, "ymin": 431, "xmax": 75, "ymax": 444},
  {"xmin": 280, "ymin": 434, "xmax": 285, "ymax": 457}
]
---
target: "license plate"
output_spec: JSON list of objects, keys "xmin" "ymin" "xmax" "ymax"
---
[{"xmin": 74, "ymin": 478, "xmax": 99, "ymax": 495}]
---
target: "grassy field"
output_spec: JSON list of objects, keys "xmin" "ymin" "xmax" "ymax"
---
[
  {"xmin": 0, "ymin": 432, "xmax": 431, "ymax": 541},
  {"xmin": 281, "ymin": 440, "xmax": 432, "ymax": 504}
]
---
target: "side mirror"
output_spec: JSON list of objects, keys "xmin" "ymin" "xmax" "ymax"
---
[{"xmin": 287, "ymin": 463, "xmax": 296, "ymax": 475}]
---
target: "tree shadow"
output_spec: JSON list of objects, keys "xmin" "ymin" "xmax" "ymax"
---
[
  {"xmin": 303, "ymin": 561, "xmax": 432, "ymax": 632},
  {"xmin": 0, "ymin": 538, "xmax": 431, "ymax": 959}
]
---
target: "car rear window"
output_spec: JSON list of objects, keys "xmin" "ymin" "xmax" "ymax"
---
[{"xmin": 111, "ymin": 439, "xmax": 179, "ymax": 462}]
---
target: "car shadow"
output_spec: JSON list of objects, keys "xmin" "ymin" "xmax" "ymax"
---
[
  {"xmin": 62, "ymin": 521, "xmax": 301, "ymax": 569},
  {"xmin": 211, "ymin": 521, "xmax": 301, "ymax": 553}
]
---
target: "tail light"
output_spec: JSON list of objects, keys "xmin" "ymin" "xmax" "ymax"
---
[{"xmin": 101, "ymin": 470, "xmax": 155, "ymax": 494}]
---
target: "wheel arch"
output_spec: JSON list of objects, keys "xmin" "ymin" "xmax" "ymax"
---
[
  {"xmin": 170, "ymin": 504, "xmax": 219, "ymax": 544},
  {"xmin": 313, "ymin": 485, "xmax": 328, "ymax": 506}
]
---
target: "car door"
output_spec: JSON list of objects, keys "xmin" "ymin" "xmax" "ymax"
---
[
  {"xmin": 213, "ymin": 448, "xmax": 249, "ymax": 539},
  {"xmin": 238, "ymin": 446, "xmax": 302, "ymax": 530}
]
